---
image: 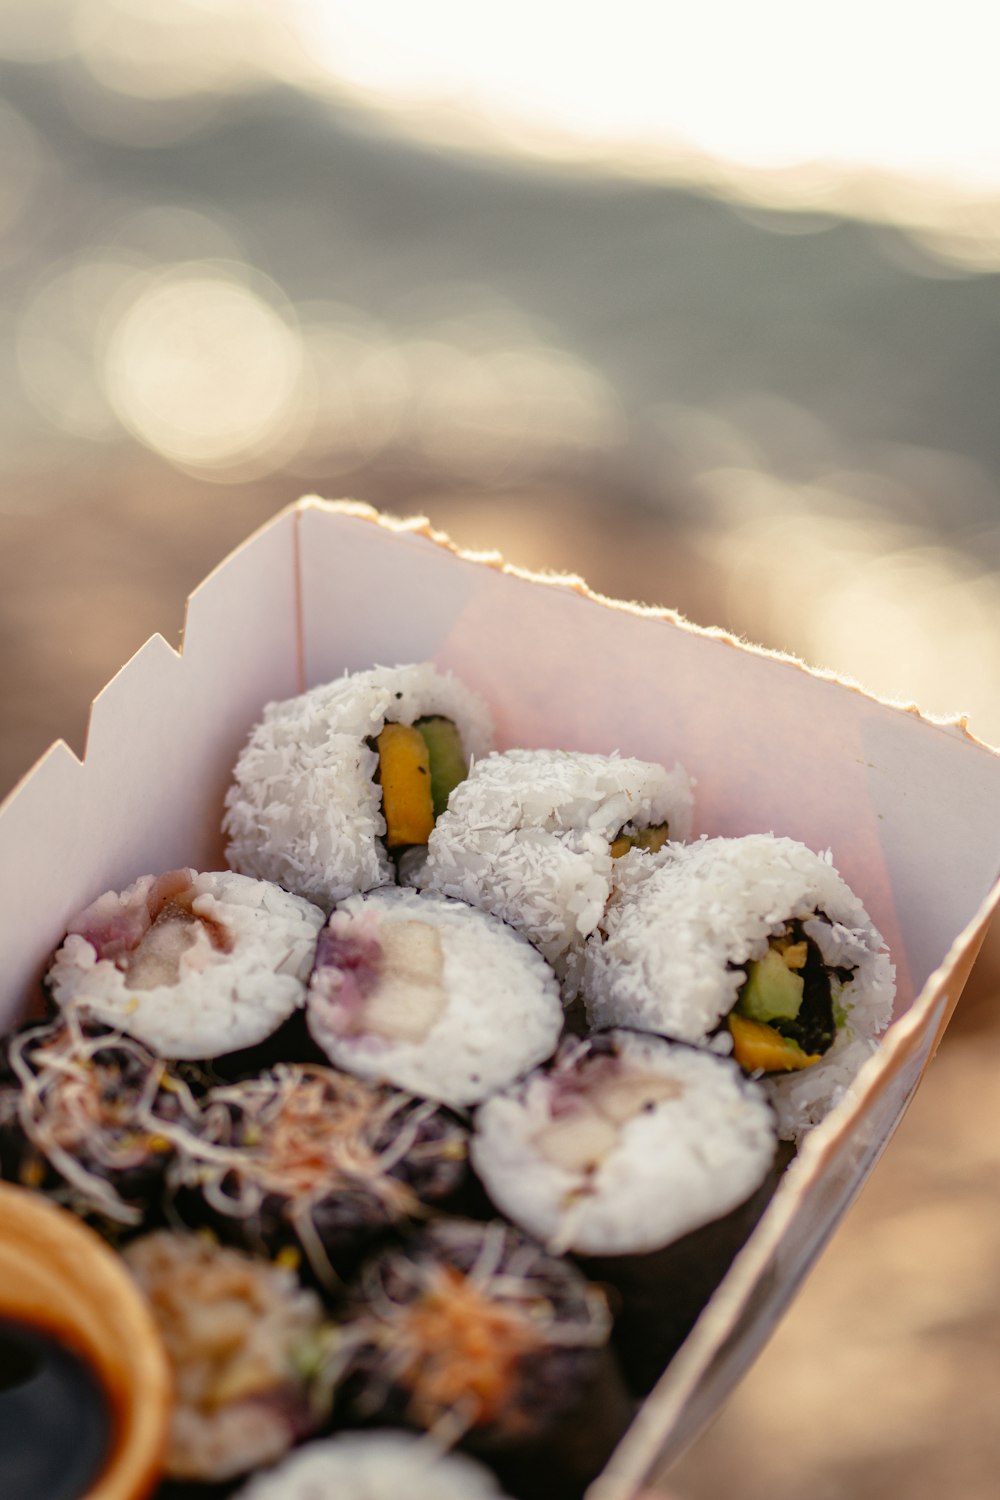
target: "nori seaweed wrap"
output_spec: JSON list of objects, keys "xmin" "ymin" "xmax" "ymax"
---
[
  {"xmin": 340, "ymin": 1218, "xmax": 631, "ymax": 1500},
  {"xmin": 169, "ymin": 1062, "xmax": 468, "ymax": 1283},
  {"xmin": 0, "ymin": 1013, "xmax": 201, "ymax": 1228}
]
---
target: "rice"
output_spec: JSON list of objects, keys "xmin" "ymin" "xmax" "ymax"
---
[
  {"xmin": 233, "ymin": 1433, "xmax": 510, "ymax": 1500},
  {"xmin": 582, "ymin": 834, "xmax": 895, "ymax": 1139},
  {"xmin": 419, "ymin": 748, "xmax": 694, "ymax": 991},
  {"xmin": 306, "ymin": 887, "xmax": 563, "ymax": 1107},
  {"xmin": 47, "ymin": 869, "xmax": 324, "ymax": 1059},
  {"xmin": 471, "ymin": 1031, "xmax": 776, "ymax": 1256}
]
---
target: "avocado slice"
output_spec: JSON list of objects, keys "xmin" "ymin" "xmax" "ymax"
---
[
  {"xmin": 414, "ymin": 716, "xmax": 468, "ymax": 818},
  {"xmin": 735, "ymin": 946, "xmax": 804, "ymax": 1024}
]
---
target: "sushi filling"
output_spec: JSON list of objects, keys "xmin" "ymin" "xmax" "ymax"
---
[
  {"xmin": 311, "ymin": 913, "xmax": 447, "ymax": 1044},
  {"xmin": 729, "ymin": 917, "xmax": 854, "ymax": 1072},
  {"xmin": 69, "ymin": 869, "xmax": 233, "ymax": 988},
  {"xmin": 609, "ymin": 821, "xmax": 670, "ymax": 859},
  {"xmin": 176, "ymin": 1065, "xmax": 466, "ymax": 1278},
  {"xmin": 531, "ymin": 1041, "xmax": 682, "ymax": 1178},
  {"xmin": 0, "ymin": 1014, "xmax": 200, "ymax": 1224},
  {"xmin": 375, "ymin": 717, "xmax": 468, "ymax": 851}
]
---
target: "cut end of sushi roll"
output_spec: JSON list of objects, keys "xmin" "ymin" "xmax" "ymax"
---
[
  {"xmin": 47, "ymin": 870, "xmax": 325, "ymax": 1060},
  {"xmin": 419, "ymin": 748, "xmax": 694, "ymax": 989},
  {"xmin": 306, "ymin": 888, "xmax": 563, "ymax": 1107},
  {"xmin": 472, "ymin": 1031, "xmax": 777, "ymax": 1256},
  {"xmin": 582, "ymin": 834, "xmax": 896, "ymax": 1140},
  {"xmin": 123, "ymin": 1230, "xmax": 335, "ymax": 1483},
  {"xmin": 223, "ymin": 664, "xmax": 494, "ymax": 908}
]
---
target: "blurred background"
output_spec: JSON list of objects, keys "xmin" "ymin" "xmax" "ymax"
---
[{"xmin": 1, "ymin": 3, "xmax": 999, "ymax": 1496}]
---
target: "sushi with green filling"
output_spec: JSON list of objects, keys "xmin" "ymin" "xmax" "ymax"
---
[{"xmin": 224, "ymin": 663, "xmax": 493, "ymax": 907}]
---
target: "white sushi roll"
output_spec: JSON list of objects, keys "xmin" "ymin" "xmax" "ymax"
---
[
  {"xmin": 419, "ymin": 748, "xmax": 694, "ymax": 992},
  {"xmin": 582, "ymin": 834, "xmax": 896, "ymax": 1140},
  {"xmin": 48, "ymin": 869, "xmax": 324, "ymax": 1059},
  {"xmin": 234, "ymin": 1433, "xmax": 510, "ymax": 1500},
  {"xmin": 472, "ymin": 1031, "xmax": 776, "ymax": 1256},
  {"xmin": 224, "ymin": 663, "xmax": 494, "ymax": 908},
  {"xmin": 306, "ymin": 887, "xmax": 563, "ymax": 1108}
]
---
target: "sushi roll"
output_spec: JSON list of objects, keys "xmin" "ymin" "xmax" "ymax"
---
[
  {"xmin": 233, "ymin": 1432, "xmax": 512, "ymax": 1500},
  {"xmin": 0, "ymin": 1012, "xmax": 201, "ymax": 1228},
  {"xmin": 224, "ymin": 664, "xmax": 494, "ymax": 908},
  {"xmin": 122, "ymin": 1230, "xmax": 336, "ymax": 1483},
  {"xmin": 47, "ymin": 869, "xmax": 325, "ymax": 1060},
  {"xmin": 170, "ymin": 1062, "xmax": 468, "ymax": 1283},
  {"xmin": 582, "ymin": 835, "xmax": 896, "ymax": 1140},
  {"xmin": 418, "ymin": 748, "xmax": 694, "ymax": 992},
  {"xmin": 341, "ymin": 1218, "xmax": 630, "ymax": 1500},
  {"xmin": 471, "ymin": 1030, "xmax": 776, "ymax": 1256},
  {"xmin": 471, "ymin": 1031, "xmax": 781, "ymax": 1394},
  {"xmin": 306, "ymin": 888, "xmax": 563, "ymax": 1108}
]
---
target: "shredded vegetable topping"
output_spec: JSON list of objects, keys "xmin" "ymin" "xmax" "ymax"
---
[
  {"xmin": 1, "ymin": 1012, "xmax": 202, "ymax": 1224},
  {"xmin": 172, "ymin": 1064, "xmax": 466, "ymax": 1282},
  {"xmin": 348, "ymin": 1220, "xmax": 611, "ymax": 1440}
]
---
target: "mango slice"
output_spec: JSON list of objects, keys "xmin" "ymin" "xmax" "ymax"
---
[
  {"xmin": 376, "ymin": 723, "xmax": 435, "ymax": 848},
  {"xmin": 610, "ymin": 822, "xmax": 670, "ymax": 859},
  {"xmin": 728, "ymin": 1013, "xmax": 821, "ymax": 1073}
]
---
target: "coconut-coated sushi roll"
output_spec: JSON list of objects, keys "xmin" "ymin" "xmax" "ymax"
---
[
  {"xmin": 234, "ymin": 1433, "xmax": 513, "ymax": 1500},
  {"xmin": 582, "ymin": 835, "xmax": 896, "ymax": 1140},
  {"xmin": 171, "ymin": 1062, "xmax": 468, "ymax": 1283},
  {"xmin": 419, "ymin": 748, "xmax": 694, "ymax": 992},
  {"xmin": 472, "ymin": 1030, "xmax": 776, "ymax": 1256},
  {"xmin": 341, "ymin": 1218, "xmax": 630, "ymax": 1500},
  {"xmin": 47, "ymin": 869, "xmax": 325, "ymax": 1060},
  {"xmin": 224, "ymin": 663, "xmax": 494, "ymax": 908},
  {"xmin": 122, "ymin": 1230, "xmax": 337, "ymax": 1483},
  {"xmin": 306, "ymin": 888, "xmax": 563, "ymax": 1108},
  {"xmin": 0, "ymin": 1013, "xmax": 202, "ymax": 1228}
]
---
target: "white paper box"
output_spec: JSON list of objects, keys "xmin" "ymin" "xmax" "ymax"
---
[{"xmin": 2, "ymin": 498, "xmax": 999, "ymax": 1498}]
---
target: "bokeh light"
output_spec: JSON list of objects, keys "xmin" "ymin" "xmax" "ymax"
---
[{"xmin": 101, "ymin": 263, "xmax": 304, "ymax": 478}]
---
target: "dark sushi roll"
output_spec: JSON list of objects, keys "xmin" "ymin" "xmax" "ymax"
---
[
  {"xmin": 170, "ymin": 1062, "xmax": 469, "ymax": 1284},
  {"xmin": 583, "ymin": 834, "xmax": 896, "ymax": 1141},
  {"xmin": 47, "ymin": 869, "xmax": 325, "ymax": 1060},
  {"xmin": 123, "ymin": 1230, "xmax": 338, "ymax": 1484},
  {"xmin": 471, "ymin": 1030, "xmax": 780, "ymax": 1394},
  {"xmin": 340, "ymin": 1218, "xmax": 631, "ymax": 1500},
  {"xmin": 0, "ymin": 1012, "xmax": 201, "ymax": 1228}
]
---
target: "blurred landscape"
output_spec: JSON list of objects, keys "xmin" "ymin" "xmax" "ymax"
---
[{"xmin": 1, "ymin": 5, "xmax": 999, "ymax": 1497}]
